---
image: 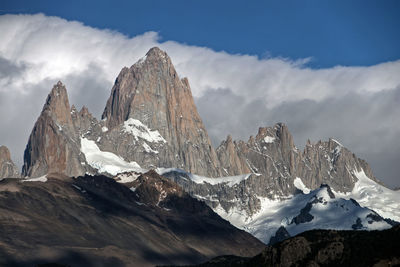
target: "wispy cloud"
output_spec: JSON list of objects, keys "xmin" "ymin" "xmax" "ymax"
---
[{"xmin": 0, "ymin": 14, "xmax": 399, "ymax": 187}]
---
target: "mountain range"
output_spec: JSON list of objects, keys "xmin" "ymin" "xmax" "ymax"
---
[{"xmin": 0, "ymin": 47, "xmax": 399, "ymax": 265}]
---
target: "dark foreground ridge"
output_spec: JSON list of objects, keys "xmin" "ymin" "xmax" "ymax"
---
[
  {"xmin": 0, "ymin": 171, "xmax": 264, "ymax": 267},
  {"xmin": 181, "ymin": 225, "xmax": 400, "ymax": 267}
]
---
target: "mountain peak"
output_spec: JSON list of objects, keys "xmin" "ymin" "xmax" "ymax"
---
[
  {"xmin": 102, "ymin": 47, "xmax": 177, "ymax": 127},
  {"xmin": 0, "ymin": 145, "xmax": 20, "ymax": 178},
  {"xmin": 100, "ymin": 48, "xmax": 221, "ymax": 176},
  {"xmin": 146, "ymin": 46, "xmax": 167, "ymax": 57},
  {"xmin": 79, "ymin": 105, "xmax": 91, "ymax": 117},
  {"xmin": 47, "ymin": 81, "xmax": 67, "ymax": 102},
  {"xmin": 0, "ymin": 146, "xmax": 11, "ymax": 161},
  {"xmin": 132, "ymin": 47, "xmax": 172, "ymax": 69},
  {"xmin": 22, "ymin": 82, "xmax": 85, "ymax": 178},
  {"xmin": 42, "ymin": 81, "xmax": 71, "ymax": 125}
]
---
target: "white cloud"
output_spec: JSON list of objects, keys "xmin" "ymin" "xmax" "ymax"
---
[{"xmin": 0, "ymin": 14, "xmax": 399, "ymax": 187}]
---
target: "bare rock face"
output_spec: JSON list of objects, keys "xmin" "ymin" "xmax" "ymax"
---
[
  {"xmin": 216, "ymin": 123, "xmax": 302, "ymax": 197},
  {"xmin": 71, "ymin": 105, "xmax": 104, "ymax": 143},
  {"xmin": 165, "ymin": 124, "xmax": 307, "ymax": 217},
  {"xmin": 217, "ymin": 135, "xmax": 251, "ymax": 176},
  {"xmin": 100, "ymin": 47, "xmax": 221, "ymax": 176},
  {"xmin": 0, "ymin": 146, "xmax": 20, "ymax": 178},
  {"xmin": 297, "ymin": 138, "xmax": 377, "ymax": 192},
  {"xmin": 22, "ymin": 81, "xmax": 86, "ymax": 177},
  {"xmin": 216, "ymin": 123, "xmax": 376, "ymax": 197}
]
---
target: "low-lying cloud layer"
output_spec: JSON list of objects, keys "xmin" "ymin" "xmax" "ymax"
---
[{"xmin": 0, "ymin": 14, "xmax": 399, "ymax": 187}]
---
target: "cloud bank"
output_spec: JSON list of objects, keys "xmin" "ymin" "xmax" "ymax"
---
[{"xmin": 0, "ymin": 14, "xmax": 399, "ymax": 187}]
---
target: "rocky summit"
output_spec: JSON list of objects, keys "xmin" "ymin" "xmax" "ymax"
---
[
  {"xmin": 22, "ymin": 81, "xmax": 87, "ymax": 178},
  {"xmin": 0, "ymin": 145, "xmax": 20, "ymax": 178},
  {"xmin": 216, "ymin": 123, "xmax": 376, "ymax": 196},
  {"xmin": 101, "ymin": 47, "xmax": 221, "ymax": 177}
]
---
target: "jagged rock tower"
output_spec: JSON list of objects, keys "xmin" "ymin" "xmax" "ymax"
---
[
  {"xmin": 22, "ymin": 82, "xmax": 86, "ymax": 177},
  {"xmin": 216, "ymin": 123, "xmax": 377, "ymax": 195},
  {"xmin": 22, "ymin": 47, "xmax": 222, "ymax": 178},
  {"xmin": 100, "ymin": 47, "xmax": 221, "ymax": 176},
  {"xmin": 0, "ymin": 146, "xmax": 20, "ymax": 178}
]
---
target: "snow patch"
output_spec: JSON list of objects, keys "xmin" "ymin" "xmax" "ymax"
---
[
  {"xmin": 115, "ymin": 172, "xmax": 140, "ymax": 183},
  {"xmin": 331, "ymin": 138, "xmax": 343, "ymax": 147},
  {"xmin": 190, "ymin": 173, "xmax": 252, "ymax": 187},
  {"xmin": 294, "ymin": 177, "xmax": 310, "ymax": 194},
  {"xmin": 136, "ymin": 54, "xmax": 148, "ymax": 65},
  {"xmin": 156, "ymin": 167, "xmax": 188, "ymax": 176},
  {"xmin": 22, "ymin": 175, "xmax": 47, "ymax": 182},
  {"xmin": 264, "ymin": 136, "xmax": 276, "ymax": 143},
  {"xmin": 143, "ymin": 142, "xmax": 159, "ymax": 154},
  {"xmin": 80, "ymin": 137, "xmax": 145, "ymax": 176},
  {"xmin": 157, "ymin": 168, "xmax": 252, "ymax": 187},
  {"xmin": 55, "ymin": 123, "xmax": 62, "ymax": 131},
  {"xmin": 101, "ymin": 126, "xmax": 108, "ymax": 132},
  {"xmin": 123, "ymin": 118, "xmax": 166, "ymax": 144}
]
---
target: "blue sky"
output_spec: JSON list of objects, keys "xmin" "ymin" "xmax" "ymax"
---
[{"xmin": 2, "ymin": 0, "xmax": 399, "ymax": 68}]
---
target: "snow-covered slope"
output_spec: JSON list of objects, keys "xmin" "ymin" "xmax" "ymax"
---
[
  {"xmin": 336, "ymin": 169, "xmax": 400, "ymax": 222},
  {"xmin": 157, "ymin": 167, "xmax": 400, "ymax": 244},
  {"xmin": 77, "ymin": 139, "xmax": 400, "ymax": 246},
  {"xmin": 232, "ymin": 184, "xmax": 394, "ymax": 244},
  {"xmin": 80, "ymin": 138, "xmax": 145, "ymax": 175}
]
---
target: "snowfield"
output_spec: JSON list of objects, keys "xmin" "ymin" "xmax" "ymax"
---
[
  {"xmin": 157, "ymin": 167, "xmax": 252, "ymax": 187},
  {"xmin": 294, "ymin": 177, "xmax": 310, "ymax": 194},
  {"xmin": 114, "ymin": 172, "xmax": 141, "ymax": 183},
  {"xmin": 190, "ymin": 173, "xmax": 252, "ymax": 187},
  {"xmin": 80, "ymin": 137, "xmax": 145, "ymax": 176},
  {"xmin": 218, "ymin": 184, "xmax": 393, "ymax": 244},
  {"xmin": 263, "ymin": 136, "xmax": 276, "ymax": 143},
  {"xmin": 123, "ymin": 118, "xmax": 166, "ymax": 143},
  {"xmin": 209, "ymin": 167, "xmax": 400, "ymax": 244},
  {"xmin": 335, "ymin": 169, "xmax": 400, "ymax": 222}
]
